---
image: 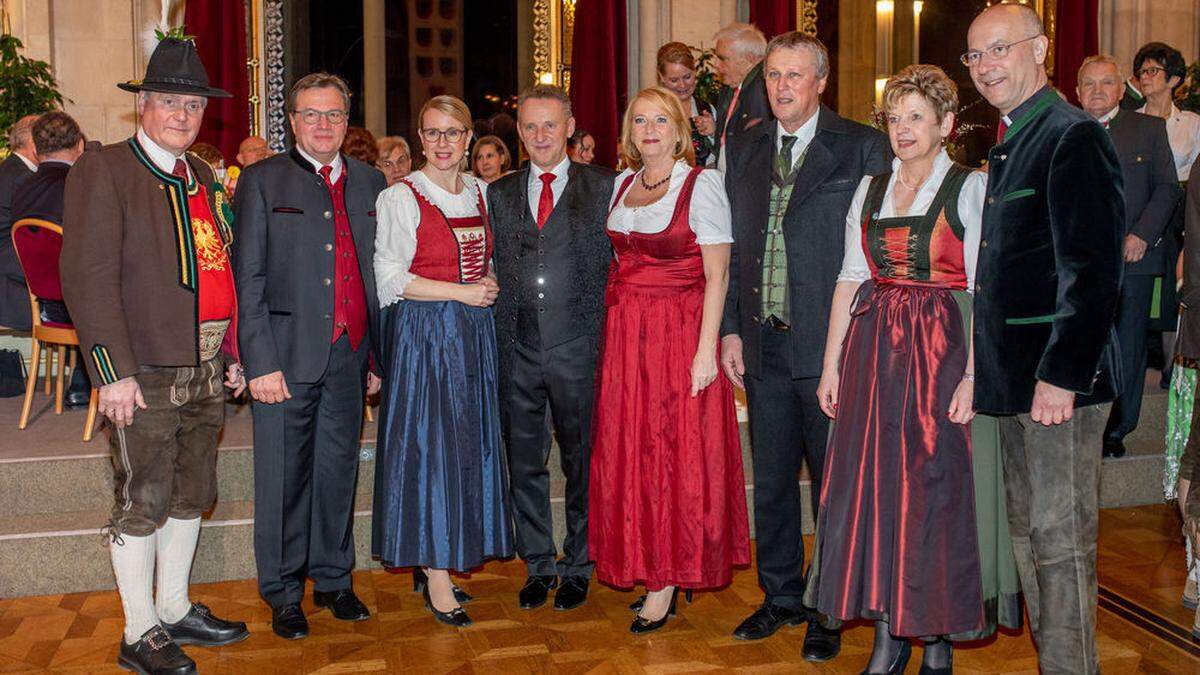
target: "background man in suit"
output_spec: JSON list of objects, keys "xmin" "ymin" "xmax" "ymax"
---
[
  {"xmin": 11, "ymin": 111, "xmax": 91, "ymax": 407},
  {"xmin": 1076, "ymin": 55, "xmax": 1181, "ymax": 458},
  {"xmin": 488, "ymin": 84, "xmax": 615, "ymax": 612},
  {"xmin": 968, "ymin": 6, "xmax": 1124, "ymax": 672},
  {"xmin": 235, "ymin": 72, "xmax": 386, "ymax": 641},
  {"xmin": 719, "ymin": 31, "xmax": 890, "ymax": 661},
  {"xmin": 0, "ymin": 114, "xmax": 39, "ymax": 330},
  {"xmin": 711, "ymin": 23, "xmax": 769, "ymax": 173}
]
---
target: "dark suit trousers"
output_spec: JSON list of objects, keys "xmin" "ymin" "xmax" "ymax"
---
[
  {"xmin": 253, "ymin": 336, "xmax": 368, "ymax": 608},
  {"xmin": 505, "ymin": 335, "xmax": 596, "ymax": 578},
  {"xmin": 1105, "ymin": 274, "xmax": 1155, "ymax": 442},
  {"xmin": 744, "ymin": 324, "xmax": 828, "ymax": 610}
]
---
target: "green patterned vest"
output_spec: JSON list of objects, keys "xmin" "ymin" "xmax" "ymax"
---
[{"xmin": 762, "ymin": 136, "xmax": 806, "ymax": 323}]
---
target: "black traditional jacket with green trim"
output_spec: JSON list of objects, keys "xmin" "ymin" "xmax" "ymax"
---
[
  {"xmin": 973, "ymin": 86, "xmax": 1124, "ymax": 415},
  {"xmin": 61, "ymin": 136, "xmax": 235, "ymax": 386}
]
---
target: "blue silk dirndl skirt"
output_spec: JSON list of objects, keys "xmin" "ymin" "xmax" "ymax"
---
[{"xmin": 370, "ymin": 299, "xmax": 513, "ymax": 571}]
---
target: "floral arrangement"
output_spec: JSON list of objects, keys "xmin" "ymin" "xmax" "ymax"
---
[
  {"xmin": 1175, "ymin": 61, "xmax": 1200, "ymax": 114},
  {"xmin": 691, "ymin": 45, "xmax": 721, "ymax": 109}
]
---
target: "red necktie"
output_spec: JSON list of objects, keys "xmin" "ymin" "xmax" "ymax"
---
[
  {"xmin": 536, "ymin": 172, "xmax": 555, "ymax": 229},
  {"xmin": 996, "ymin": 120, "xmax": 1007, "ymax": 144},
  {"xmin": 172, "ymin": 158, "xmax": 188, "ymax": 181},
  {"xmin": 319, "ymin": 164, "xmax": 333, "ymax": 186},
  {"xmin": 720, "ymin": 86, "xmax": 741, "ymax": 152}
]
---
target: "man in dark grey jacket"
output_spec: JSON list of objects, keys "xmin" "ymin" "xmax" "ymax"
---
[
  {"xmin": 0, "ymin": 114, "xmax": 38, "ymax": 330},
  {"xmin": 1075, "ymin": 55, "xmax": 1182, "ymax": 458},
  {"xmin": 719, "ymin": 31, "xmax": 890, "ymax": 661},
  {"xmin": 235, "ymin": 72, "xmax": 385, "ymax": 641}
]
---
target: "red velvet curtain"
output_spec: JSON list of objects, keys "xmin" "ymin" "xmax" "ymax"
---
[
  {"xmin": 1053, "ymin": 0, "xmax": 1099, "ymax": 106},
  {"xmin": 570, "ymin": 0, "xmax": 627, "ymax": 169},
  {"xmin": 749, "ymin": 0, "xmax": 796, "ymax": 38},
  {"xmin": 184, "ymin": 0, "xmax": 249, "ymax": 165}
]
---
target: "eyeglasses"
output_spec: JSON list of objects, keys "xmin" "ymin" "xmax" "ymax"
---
[
  {"xmin": 1136, "ymin": 66, "xmax": 1165, "ymax": 79},
  {"xmin": 960, "ymin": 34, "xmax": 1043, "ymax": 67},
  {"xmin": 420, "ymin": 127, "xmax": 467, "ymax": 143},
  {"xmin": 376, "ymin": 156, "xmax": 409, "ymax": 169},
  {"xmin": 293, "ymin": 109, "xmax": 348, "ymax": 125},
  {"xmin": 151, "ymin": 96, "xmax": 207, "ymax": 116}
]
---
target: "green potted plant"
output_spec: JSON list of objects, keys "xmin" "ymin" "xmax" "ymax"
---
[{"xmin": 0, "ymin": 33, "xmax": 64, "ymax": 153}]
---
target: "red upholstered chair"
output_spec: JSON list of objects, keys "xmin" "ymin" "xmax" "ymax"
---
[{"xmin": 11, "ymin": 218, "xmax": 98, "ymax": 441}]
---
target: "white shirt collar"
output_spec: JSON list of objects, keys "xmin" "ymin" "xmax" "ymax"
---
[
  {"xmin": 1097, "ymin": 107, "xmax": 1120, "ymax": 126},
  {"xmin": 530, "ymin": 155, "xmax": 571, "ymax": 182},
  {"xmin": 13, "ymin": 150, "xmax": 36, "ymax": 172},
  {"xmin": 39, "ymin": 157, "xmax": 75, "ymax": 168},
  {"xmin": 776, "ymin": 109, "xmax": 820, "ymax": 148},
  {"xmin": 137, "ymin": 127, "xmax": 189, "ymax": 178},
  {"xmin": 295, "ymin": 145, "xmax": 344, "ymax": 182}
]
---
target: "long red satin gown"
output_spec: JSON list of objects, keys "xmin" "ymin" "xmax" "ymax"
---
[{"xmin": 588, "ymin": 166, "xmax": 750, "ymax": 590}]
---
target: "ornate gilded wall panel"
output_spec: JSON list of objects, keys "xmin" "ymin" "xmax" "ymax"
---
[{"xmin": 532, "ymin": 0, "xmax": 574, "ymax": 90}]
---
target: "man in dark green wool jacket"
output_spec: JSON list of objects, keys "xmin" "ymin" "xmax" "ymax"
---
[{"xmin": 966, "ymin": 4, "xmax": 1124, "ymax": 675}]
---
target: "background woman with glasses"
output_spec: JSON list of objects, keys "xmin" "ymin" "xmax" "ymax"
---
[
  {"xmin": 371, "ymin": 94, "xmax": 514, "ymax": 628},
  {"xmin": 375, "ymin": 136, "xmax": 412, "ymax": 186}
]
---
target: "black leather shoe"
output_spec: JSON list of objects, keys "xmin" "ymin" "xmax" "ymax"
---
[
  {"xmin": 313, "ymin": 588, "xmax": 370, "ymax": 621},
  {"xmin": 802, "ymin": 618, "xmax": 842, "ymax": 662},
  {"xmin": 518, "ymin": 575, "xmax": 558, "ymax": 609},
  {"xmin": 161, "ymin": 603, "xmax": 249, "ymax": 647},
  {"xmin": 117, "ymin": 625, "xmax": 196, "ymax": 674},
  {"xmin": 64, "ymin": 390, "xmax": 91, "ymax": 409},
  {"xmin": 270, "ymin": 604, "xmax": 309, "ymax": 640},
  {"xmin": 554, "ymin": 576, "xmax": 589, "ymax": 610},
  {"xmin": 422, "ymin": 585, "xmax": 472, "ymax": 627},
  {"xmin": 412, "ymin": 568, "xmax": 473, "ymax": 604},
  {"xmin": 1102, "ymin": 439, "xmax": 1127, "ymax": 458},
  {"xmin": 732, "ymin": 603, "xmax": 806, "ymax": 640},
  {"xmin": 630, "ymin": 588, "xmax": 693, "ymax": 612}
]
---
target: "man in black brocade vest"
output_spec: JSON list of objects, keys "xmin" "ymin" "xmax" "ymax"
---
[
  {"xmin": 968, "ymin": 6, "xmax": 1124, "ymax": 673},
  {"xmin": 488, "ymin": 84, "xmax": 615, "ymax": 612}
]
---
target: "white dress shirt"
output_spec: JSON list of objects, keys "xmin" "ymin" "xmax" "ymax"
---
[
  {"xmin": 838, "ymin": 149, "xmax": 985, "ymax": 290},
  {"xmin": 527, "ymin": 155, "xmax": 571, "ymax": 220},
  {"xmin": 775, "ymin": 110, "xmax": 820, "ymax": 170},
  {"xmin": 295, "ymin": 145, "xmax": 345, "ymax": 182},
  {"xmin": 1138, "ymin": 103, "xmax": 1200, "ymax": 181},
  {"xmin": 374, "ymin": 170, "xmax": 487, "ymax": 308},
  {"xmin": 607, "ymin": 160, "xmax": 732, "ymax": 245},
  {"xmin": 13, "ymin": 150, "xmax": 36, "ymax": 173},
  {"xmin": 136, "ymin": 127, "xmax": 190, "ymax": 180}
]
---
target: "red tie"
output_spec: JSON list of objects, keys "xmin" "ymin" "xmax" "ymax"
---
[
  {"xmin": 720, "ymin": 86, "xmax": 741, "ymax": 152},
  {"xmin": 996, "ymin": 120, "xmax": 1007, "ymax": 144},
  {"xmin": 536, "ymin": 172, "xmax": 555, "ymax": 229},
  {"xmin": 319, "ymin": 164, "xmax": 334, "ymax": 185},
  {"xmin": 172, "ymin": 158, "xmax": 188, "ymax": 181}
]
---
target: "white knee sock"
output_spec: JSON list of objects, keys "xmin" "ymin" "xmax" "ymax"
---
[
  {"xmin": 110, "ymin": 532, "xmax": 158, "ymax": 644},
  {"xmin": 155, "ymin": 517, "xmax": 201, "ymax": 624}
]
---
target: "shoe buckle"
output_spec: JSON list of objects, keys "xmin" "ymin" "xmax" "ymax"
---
[{"xmin": 145, "ymin": 627, "xmax": 173, "ymax": 651}]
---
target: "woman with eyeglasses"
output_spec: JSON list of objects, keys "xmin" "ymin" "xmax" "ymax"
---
[
  {"xmin": 375, "ymin": 136, "xmax": 412, "ymax": 186},
  {"xmin": 371, "ymin": 95, "xmax": 514, "ymax": 628},
  {"xmin": 471, "ymin": 135, "xmax": 511, "ymax": 183}
]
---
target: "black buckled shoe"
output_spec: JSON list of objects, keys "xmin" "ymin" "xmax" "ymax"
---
[
  {"xmin": 412, "ymin": 567, "xmax": 473, "ymax": 604},
  {"xmin": 518, "ymin": 575, "xmax": 558, "ymax": 609},
  {"xmin": 270, "ymin": 604, "xmax": 309, "ymax": 640},
  {"xmin": 630, "ymin": 588, "xmax": 680, "ymax": 635},
  {"xmin": 313, "ymin": 588, "xmax": 370, "ymax": 621},
  {"xmin": 802, "ymin": 618, "xmax": 842, "ymax": 662},
  {"xmin": 554, "ymin": 576, "xmax": 589, "ymax": 610},
  {"xmin": 117, "ymin": 625, "xmax": 196, "ymax": 675},
  {"xmin": 732, "ymin": 603, "xmax": 807, "ymax": 640},
  {"xmin": 161, "ymin": 603, "xmax": 249, "ymax": 647},
  {"xmin": 422, "ymin": 586, "xmax": 472, "ymax": 627}
]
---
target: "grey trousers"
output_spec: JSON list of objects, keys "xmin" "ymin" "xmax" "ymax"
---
[{"xmin": 999, "ymin": 403, "xmax": 1109, "ymax": 675}]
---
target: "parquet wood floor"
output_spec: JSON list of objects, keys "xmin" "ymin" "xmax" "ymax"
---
[{"xmin": 1, "ymin": 505, "xmax": 1198, "ymax": 673}]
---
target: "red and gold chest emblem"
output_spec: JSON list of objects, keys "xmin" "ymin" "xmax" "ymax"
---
[{"xmin": 192, "ymin": 216, "xmax": 229, "ymax": 272}]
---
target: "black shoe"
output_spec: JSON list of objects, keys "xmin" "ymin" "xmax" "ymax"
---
[
  {"xmin": 422, "ymin": 585, "xmax": 472, "ymax": 627},
  {"xmin": 554, "ymin": 576, "xmax": 589, "ymax": 610},
  {"xmin": 918, "ymin": 640, "xmax": 953, "ymax": 675},
  {"xmin": 802, "ymin": 618, "xmax": 842, "ymax": 662},
  {"xmin": 160, "ymin": 603, "xmax": 249, "ymax": 647},
  {"xmin": 1102, "ymin": 438, "xmax": 1127, "ymax": 458},
  {"xmin": 313, "ymin": 588, "xmax": 370, "ymax": 621},
  {"xmin": 412, "ymin": 567, "xmax": 473, "ymax": 604},
  {"xmin": 630, "ymin": 588, "xmax": 679, "ymax": 634},
  {"xmin": 270, "ymin": 604, "xmax": 309, "ymax": 640},
  {"xmin": 518, "ymin": 575, "xmax": 558, "ymax": 609},
  {"xmin": 861, "ymin": 640, "xmax": 911, "ymax": 674},
  {"xmin": 117, "ymin": 625, "xmax": 196, "ymax": 674},
  {"xmin": 629, "ymin": 588, "xmax": 693, "ymax": 612},
  {"xmin": 732, "ymin": 603, "xmax": 806, "ymax": 640},
  {"xmin": 64, "ymin": 389, "xmax": 91, "ymax": 409}
]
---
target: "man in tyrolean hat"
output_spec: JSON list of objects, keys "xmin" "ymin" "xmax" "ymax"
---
[{"xmin": 61, "ymin": 30, "xmax": 250, "ymax": 675}]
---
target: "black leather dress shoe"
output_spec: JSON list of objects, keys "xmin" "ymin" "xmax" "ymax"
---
[
  {"xmin": 518, "ymin": 575, "xmax": 558, "ymax": 609},
  {"xmin": 64, "ymin": 389, "xmax": 91, "ymax": 409},
  {"xmin": 412, "ymin": 567, "xmax": 473, "ymax": 604},
  {"xmin": 732, "ymin": 603, "xmax": 806, "ymax": 640},
  {"xmin": 1102, "ymin": 439, "xmax": 1127, "ymax": 458},
  {"xmin": 802, "ymin": 618, "xmax": 842, "ymax": 662},
  {"xmin": 117, "ymin": 625, "xmax": 196, "ymax": 674},
  {"xmin": 270, "ymin": 604, "xmax": 309, "ymax": 640},
  {"xmin": 161, "ymin": 603, "xmax": 249, "ymax": 647},
  {"xmin": 314, "ymin": 588, "xmax": 370, "ymax": 621},
  {"xmin": 554, "ymin": 576, "xmax": 589, "ymax": 610}
]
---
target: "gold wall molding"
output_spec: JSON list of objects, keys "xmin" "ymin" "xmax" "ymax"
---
[
  {"xmin": 800, "ymin": 0, "xmax": 819, "ymax": 37},
  {"xmin": 532, "ymin": 0, "xmax": 575, "ymax": 90}
]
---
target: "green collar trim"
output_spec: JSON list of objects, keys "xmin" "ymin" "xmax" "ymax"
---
[
  {"xmin": 1002, "ymin": 89, "xmax": 1059, "ymax": 144},
  {"xmin": 126, "ymin": 137, "xmax": 198, "ymax": 292}
]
